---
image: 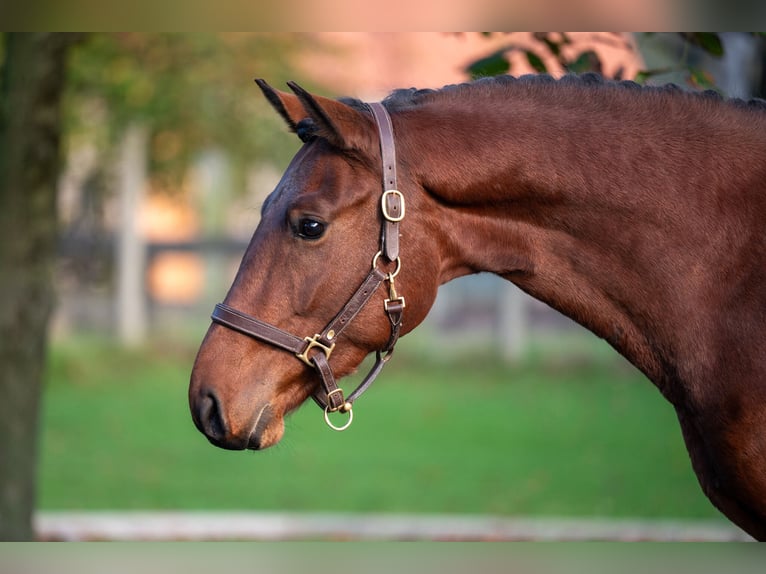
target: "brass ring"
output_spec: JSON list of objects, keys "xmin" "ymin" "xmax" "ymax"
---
[
  {"xmin": 324, "ymin": 405, "xmax": 353, "ymax": 431},
  {"xmin": 371, "ymin": 251, "xmax": 401, "ymax": 278}
]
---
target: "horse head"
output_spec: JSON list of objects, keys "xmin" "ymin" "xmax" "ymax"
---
[{"xmin": 189, "ymin": 81, "xmax": 441, "ymax": 450}]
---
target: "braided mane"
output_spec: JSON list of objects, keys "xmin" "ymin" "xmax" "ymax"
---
[{"xmin": 339, "ymin": 73, "xmax": 766, "ymax": 114}]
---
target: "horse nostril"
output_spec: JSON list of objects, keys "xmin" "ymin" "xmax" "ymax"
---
[{"xmin": 198, "ymin": 390, "xmax": 228, "ymax": 442}]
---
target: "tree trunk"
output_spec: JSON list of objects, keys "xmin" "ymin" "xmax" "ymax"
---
[{"xmin": 0, "ymin": 33, "xmax": 79, "ymax": 541}]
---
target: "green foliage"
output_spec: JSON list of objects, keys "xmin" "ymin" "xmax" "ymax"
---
[
  {"xmin": 635, "ymin": 32, "xmax": 731, "ymax": 90},
  {"xmin": 465, "ymin": 33, "xmax": 605, "ymax": 80},
  {"xmin": 64, "ymin": 33, "xmax": 309, "ymax": 190},
  {"xmin": 680, "ymin": 33, "xmax": 724, "ymax": 57},
  {"xmin": 525, "ymin": 50, "xmax": 547, "ymax": 74},
  {"xmin": 466, "ymin": 50, "xmax": 510, "ymax": 79},
  {"xmin": 688, "ymin": 68, "xmax": 718, "ymax": 91},
  {"xmin": 39, "ymin": 338, "xmax": 721, "ymax": 519},
  {"xmin": 566, "ymin": 50, "xmax": 601, "ymax": 74},
  {"xmin": 465, "ymin": 32, "xmax": 765, "ymax": 96}
]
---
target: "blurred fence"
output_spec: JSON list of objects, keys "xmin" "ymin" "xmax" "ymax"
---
[
  {"xmin": 36, "ymin": 511, "xmax": 752, "ymax": 542},
  {"xmin": 54, "ymin": 226, "xmax": 593, "ymax": 360}
]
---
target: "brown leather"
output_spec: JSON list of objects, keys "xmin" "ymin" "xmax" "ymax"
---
[
  {"xmin": 310, "ymin": 353, "xmax": 345, "ymax": 411},
  {"xmin": 210, "ymin": 100, "xmax": 404, "ymax": 416},
  {"xmin": 212, "ymin": 303, "xmax": 305, "ymax": 355},
  {"xmin": 317, "ymin": 267, "xmax": 388, "ymax": 347},
  {"xmin": 368, "ymin": 102, "xmax": 401, "ymax": 262}
]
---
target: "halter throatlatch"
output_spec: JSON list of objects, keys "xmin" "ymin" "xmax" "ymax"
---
[{"xmin": 210, "ymin": 101, "xmax": 405, "ymax": 431}]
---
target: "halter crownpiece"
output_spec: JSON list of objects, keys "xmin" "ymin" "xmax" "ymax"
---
[
  {"xmin": 368, "ymin": 101, "xmax": 403, "ymax": 261},
  {"xmin": 210, "ymin": 101, "xmax": 405, "ymax": 431}
]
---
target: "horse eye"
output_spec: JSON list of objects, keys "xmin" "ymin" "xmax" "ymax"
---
[{"xmin": 297, "ymin": 218, "xmax": 326, "ymax": 240}]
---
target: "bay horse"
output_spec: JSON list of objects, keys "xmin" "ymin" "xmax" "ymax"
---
[{"xmin": 189, "ymin": 74, "xmax": 766, "ymax": 539}]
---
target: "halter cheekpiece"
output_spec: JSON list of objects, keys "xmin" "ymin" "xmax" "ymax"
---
[{"xmin": 210, "ymin": 101, "xmax": 405, "ymax": 431}]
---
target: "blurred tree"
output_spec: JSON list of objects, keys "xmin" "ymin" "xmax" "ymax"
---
[
  {"xmin": 0, "ymin": 33, "xmax": 81, "ymax": 541},
  {"xmin": 64, "ymin": 33, "xmax": 310, "ymax": 192},
  {"xmin": 0, "ymin": 33, "xmax": 310, "ymax": 539}
]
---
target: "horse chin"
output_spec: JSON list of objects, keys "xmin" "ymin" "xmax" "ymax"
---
[{"xmin": 245, "ymin": 403, "xmax": 285, "ymax": 450}]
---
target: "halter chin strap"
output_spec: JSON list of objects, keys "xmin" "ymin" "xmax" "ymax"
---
[{"xmin": 210, "ymin": 101, "xmax": 405, "ymax": 431}]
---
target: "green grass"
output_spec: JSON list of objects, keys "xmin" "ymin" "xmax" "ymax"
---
[{"xmin": 38, "ymin": 336, "xmax": 723, "ymax": 520}]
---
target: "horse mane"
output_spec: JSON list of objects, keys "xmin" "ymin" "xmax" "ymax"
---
[{"xmin": 340, "ymin": 73, "xmax": 766, "ymax": 115}]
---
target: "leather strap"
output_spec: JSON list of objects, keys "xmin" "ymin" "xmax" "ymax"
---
[
  {"xmin": 213, "ymin": 266, "xmax": 386, "ymax": 365},
  {"xmin": 212, "ymin": 303, "xmax": 304, "ymax": 355},
  {"xmin": 311, "ymin": 349, "xmax": 395, "ymax": 410},
  {"xmin": 368, "ymin": 102, "xmax": 402, "ymax": 262},
  {"xmin": 310, "ymin": 353, "xmax": 345, "ymax": 411},
  {"xmin": 317, "ymin": 267, "xmax": 388, "ymax": 347}
]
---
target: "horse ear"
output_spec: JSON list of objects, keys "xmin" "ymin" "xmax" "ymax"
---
[
  {"xmin": 255, "ymin": 78, "xmax": 307, "ymax": 131},
  {"xmin": 285, "ymin": 81, "xmax": 375, "ymax": 152}
]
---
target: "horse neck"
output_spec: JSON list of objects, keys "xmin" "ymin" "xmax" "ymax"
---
[{"xmin": 399, "ymin": 85, "xmax": 766, "ymax": 391}]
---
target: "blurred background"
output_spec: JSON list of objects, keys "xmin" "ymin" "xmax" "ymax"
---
[{"xmin": 2, "ymin": 32, "xmax": 765, "ymax": 541}]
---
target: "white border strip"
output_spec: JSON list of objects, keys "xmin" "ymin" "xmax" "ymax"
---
[{"xmin": 35, "ymin": 512, "xmax": 754, "ymax": 542}]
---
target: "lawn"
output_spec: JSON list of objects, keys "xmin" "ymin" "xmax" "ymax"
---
[{"xmin": 38, "ymin": 335, "xmax": 723, "ymax": 520}]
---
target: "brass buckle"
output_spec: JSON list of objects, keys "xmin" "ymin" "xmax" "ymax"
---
[
  {"xmin": 296, "ymin": 334, "xmax": 336, "ymax": 367},
  {"xmin": 325, "ymin": 388, "xmax": 346, "ymax": 412},
  {"xmin": 381, "ymin": 190, "xmax": 405, "ymax": 222}
]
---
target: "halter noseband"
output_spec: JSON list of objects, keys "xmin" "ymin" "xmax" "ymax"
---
[{"xmin": 210, "ymin": 101, "xmax": 405, "ymax": 431}]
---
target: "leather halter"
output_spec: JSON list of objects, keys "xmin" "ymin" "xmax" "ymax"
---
[{"xmin": 210, "ymin": 101, "xmax": 405, "ymax": 431}]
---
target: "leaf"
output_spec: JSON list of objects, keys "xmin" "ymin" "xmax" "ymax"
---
[
  {"xmin": 525, "ymin": 50, "xmax": 547, "ymax": 73},
  {"xmin": 566, "ymin": 50, "xmax": 602, "ymax": 74},
  {"xmin": 466, "ymin": 50, "xmax": 510, "ymax": 79},
  {"xmin": 680, "ymin": 33, "xmax": 724, "ymax": 57},
  {"xmin": 634, "ymin": 71, "xmax": 650, "ymax": 84},
  {"xmin": 532, "ymin": 32, "xmax": 561, "ymax": 57},
  {"xmin": 688, "ymin": 67, "xmax": 718, "ymax": 90},
  {"xmin": 633, "ymin": 67, "xmax": 674, "ymax": 84}
]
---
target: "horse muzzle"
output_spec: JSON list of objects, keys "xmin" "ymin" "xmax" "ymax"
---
[{"xmin": 190, "ymin": 384, "xmax": 285, "ymax": 451}]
